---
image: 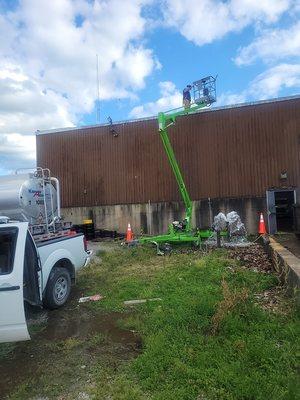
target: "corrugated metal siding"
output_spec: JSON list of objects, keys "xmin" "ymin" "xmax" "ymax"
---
[{"xmin": 36, "ymin": 98, "xmax": 300, "ymax": 207}]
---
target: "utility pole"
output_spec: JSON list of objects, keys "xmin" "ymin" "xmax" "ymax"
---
[{"xmin": 96, "ymin": 54, "xmax": 100, "ymax": 124}]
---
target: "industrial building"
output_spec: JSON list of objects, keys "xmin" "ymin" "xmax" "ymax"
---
[{"xmin": 36, "ymin": 95, "xmax": 300, "ymax": 235}]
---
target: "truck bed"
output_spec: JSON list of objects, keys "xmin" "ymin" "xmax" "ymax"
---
[{"xmin": 36, "ymin": 233, "xmax": 89, "ymax": 291}]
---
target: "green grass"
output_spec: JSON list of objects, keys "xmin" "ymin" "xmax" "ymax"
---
[
  {"xmin": 79, "ymin": 247, "xmax": 300, "ymax": 400},
  {"xmin": 1, "ymin": 246, "xmax": 299, "ymax": 399}
]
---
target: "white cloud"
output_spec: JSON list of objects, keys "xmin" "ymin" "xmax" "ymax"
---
[
  {"xmin": 217, "ymin": 92, "xmax": 248, "ymax": 106},
  {"xmin": 129, "ymin": 81, "xmax": 182, "ymax": 118},
  {"xmin": 0, "ymin": 134, "xmax": 36, "ymax": 173},
  {"xmin": 0, "ymin": 62, "xmax": 76, "ymax": 172},
  {"xmin": 249, "ymin": 63, "xmax": 300, "ymax": 98},
  {"xmin": 218, "ymin": 63, "xmax": 300, "ymax": 106},
  {"xmin": 230, "ymin": 0, "xmax": 291, "ymax": 23},
  {"xmin": 235, "ymin": 22, "xmax": 300, "ymax": 65},
  {"xmin": 7, "ymin": 0, "xmax": 158, "ymax": 110},
  {"xmin": 0, "ymin": 0, "xmax": 159, "ymax": 174},
  {"xmin": 162, "ymin": 0, "xmax": 291, "ymax": 45}
]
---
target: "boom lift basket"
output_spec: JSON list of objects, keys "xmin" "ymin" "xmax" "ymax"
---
[{"xmin": 193, "ymin": 76, "xmax": 217, "ymax": 106}]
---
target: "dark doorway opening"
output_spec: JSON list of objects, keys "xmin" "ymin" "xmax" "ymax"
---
[
  {"xmin": 275, "ymin": 191, "xmax": 295, "ymax": 232},
  {"xmin": 266, "ymin": 189, "xmax": 296, "ymax": 234}
]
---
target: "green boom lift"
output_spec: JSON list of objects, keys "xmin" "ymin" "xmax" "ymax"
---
[{"xmin": 140, "ymin": 76, "xmax": 217, "ymax": 248}]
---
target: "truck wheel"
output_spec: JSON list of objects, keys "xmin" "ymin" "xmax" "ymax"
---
[{"xmin": 44, "ymin": 267, "xmax": 71, "ymax": 309}]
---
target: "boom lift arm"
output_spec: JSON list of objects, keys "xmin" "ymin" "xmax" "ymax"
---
[
  {"xmin": 159, "ymin": 107, "xmax": 207, "ymax": 230},
  {"xmin": 140, "ymin": 76, "xmax": 217, "ymax": 246}
]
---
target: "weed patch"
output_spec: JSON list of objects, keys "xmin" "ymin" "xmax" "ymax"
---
[{"xmin": 211, "ymin": 279, "xmax": 248, "ymax": 334}]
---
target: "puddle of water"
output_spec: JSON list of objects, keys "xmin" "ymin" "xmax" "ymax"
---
[
  {"xmin": 0, "ymin": 303, "xmax": 141, "ymax": 399},
  {"xmin": 41, "ymin": 309, "xmax": 138, "ymax": 344}
]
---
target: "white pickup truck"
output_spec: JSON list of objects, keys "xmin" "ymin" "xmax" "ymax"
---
[
  {"xmin": 0, "ymin": 169, "xmax": 92, "ymax": 343},
  {"xmin": 0, "ymin": 220, "xmax": 91, "ymax": 343}
]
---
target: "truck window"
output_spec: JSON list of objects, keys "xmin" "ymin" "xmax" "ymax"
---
[{"xmin": 0, "ymin": 227, "xmax": 18, "ymax": 275}]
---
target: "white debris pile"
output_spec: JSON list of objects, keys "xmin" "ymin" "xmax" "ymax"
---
[
  {"xmin": 208, "ymin": 211, "xmax": 250, "ymax": 247},
  {"xmin": 212, "ymin": 212, "xmax": 227, "ymax": 232},
  {"xmin": 226, "ymin": 211, "xmax": 247, "ymax": 237}
]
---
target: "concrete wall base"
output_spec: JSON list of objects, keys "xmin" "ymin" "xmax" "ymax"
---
[{"xmin": 62, "ymin": 197, "xmax": 266, "ymax": 235}]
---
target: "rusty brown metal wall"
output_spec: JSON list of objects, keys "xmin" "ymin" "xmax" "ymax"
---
[{"xmin": 36, "ymin": 97, "xmax": 300, "ymax": 207}]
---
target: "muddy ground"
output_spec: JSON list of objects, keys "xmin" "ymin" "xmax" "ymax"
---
[
  {"xmin": 0, "ymin": 240, "xmax": 140, "ymax": 399},
  {"xmin": 0, "ymin": 294, "xmax": 141, "ymax": 399}
]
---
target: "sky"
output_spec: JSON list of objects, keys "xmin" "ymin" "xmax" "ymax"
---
[{"xmin": 0, "ymin": 0, "xmax": 300, "ymax": 175}]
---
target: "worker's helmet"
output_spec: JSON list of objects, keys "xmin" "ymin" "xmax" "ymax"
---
[{"xmin": 187, "ymin": 84, "xmax": 192, "ymax": 89}]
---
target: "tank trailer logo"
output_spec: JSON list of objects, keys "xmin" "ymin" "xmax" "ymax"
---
[{"xmin": 28, "ymin": 189, "xmax": 44, "ymax": 198}]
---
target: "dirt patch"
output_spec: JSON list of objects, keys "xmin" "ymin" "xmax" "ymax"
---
[
  {"xmin": 228, "ymin": 243, "xmax": 273, "ymax": 273},
  {"xmin": 254, "ymin": 286, "xmax": 292, "ymax": 314}
]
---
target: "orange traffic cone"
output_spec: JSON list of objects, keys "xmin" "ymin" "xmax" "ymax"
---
[
  {"xmin": 126, "ymin": 223, "xmax": 133, "ymax": 242},
  {"xmin": 258, "ymin": 213, "xmax": 267, "ymax": 234}
]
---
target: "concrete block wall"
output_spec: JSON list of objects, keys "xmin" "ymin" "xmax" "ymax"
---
[{"xmin": 62, "ymin": 196, "xmax": 267, "ymax": 235}]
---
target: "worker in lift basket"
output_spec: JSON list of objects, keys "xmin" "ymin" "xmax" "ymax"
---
[{"xmin": 183, "ymin": 84, "xmax": 192, "ymax": 109}]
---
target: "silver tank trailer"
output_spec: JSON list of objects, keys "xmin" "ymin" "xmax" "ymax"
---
[{"xmin": 0, "ymin": 172, "xmax": 59, "ymax": 225}]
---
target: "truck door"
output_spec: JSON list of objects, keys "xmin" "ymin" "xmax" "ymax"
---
[
  {"xmin": 23, "ymin": 232, "xmax": 42, "ymax": 306},
  {"xmin": 0, "ymin": 222, "xmax": 30, "ymax": 343}
]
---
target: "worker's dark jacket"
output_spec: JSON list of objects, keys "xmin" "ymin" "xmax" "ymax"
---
[{"xmin": 183, "ymin": 88, "xmax": 191, "ymax": 101}]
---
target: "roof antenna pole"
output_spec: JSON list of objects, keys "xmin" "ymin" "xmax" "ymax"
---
[{"xmin": 96, "ymin": 53, "xmax": 100, "ymax": 124}]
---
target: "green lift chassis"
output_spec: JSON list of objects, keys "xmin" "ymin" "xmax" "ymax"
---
[{"xmin": 139, "ymin": 76, "xmax": 219, "ymax": 247}]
